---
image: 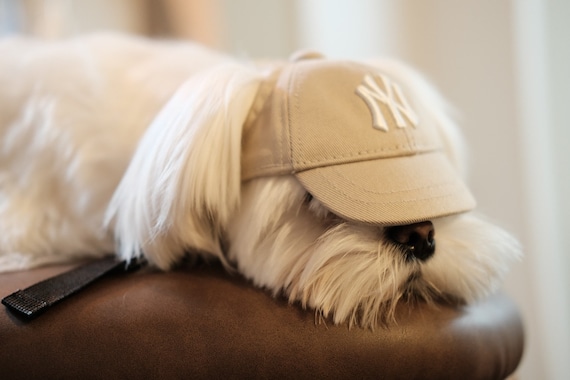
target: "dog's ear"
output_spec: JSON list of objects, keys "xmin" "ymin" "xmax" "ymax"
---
[
  {"xmin": 364, "ymin": 59, "xmax": 468, "ymax": 177},
  {"xmin": 105, "ymin": 63, "xmax": 261, "ymax": 269}
]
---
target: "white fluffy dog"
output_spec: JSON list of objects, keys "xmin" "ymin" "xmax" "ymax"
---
[{"xmin": 0, "ymin": 34, "xmax": 520, "ymax": 327}]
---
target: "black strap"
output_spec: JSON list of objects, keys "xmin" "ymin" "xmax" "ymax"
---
[{"xmin": 2, "ymin": 257, "xmax": 142, "ymax": 319}]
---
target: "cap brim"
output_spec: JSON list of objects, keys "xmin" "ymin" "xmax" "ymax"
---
[{"xmin": 295, "ymin": 151, "xmax": 476, "ymax": 226}]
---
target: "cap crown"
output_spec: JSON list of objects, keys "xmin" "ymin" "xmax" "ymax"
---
[
  {"xmin": 241, "ymin": 59, "xmax": 475, "ymax": 225},
  {"xmin": 242, "ymin": 60, "xmax": 443, "ymax": 180}
]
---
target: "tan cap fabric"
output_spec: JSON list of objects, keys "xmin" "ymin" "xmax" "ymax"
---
[{"xmin": 242, "ymin": 58, "xmax": 476, "ymax": 225}]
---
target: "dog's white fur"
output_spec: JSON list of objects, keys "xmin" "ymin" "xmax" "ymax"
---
[{"xmin": 0, "ymin": 34, "xmax": 521, "ymax": 327}]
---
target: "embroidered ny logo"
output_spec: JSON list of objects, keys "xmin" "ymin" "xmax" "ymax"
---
[{"xmin": 355, "ymin": 73, "xmax": 419, "ymax": 132}]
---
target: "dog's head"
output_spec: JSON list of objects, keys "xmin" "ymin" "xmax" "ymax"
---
[{"xmin": 107, "ymin": 55, "xmax": 521, "ymax": 327}]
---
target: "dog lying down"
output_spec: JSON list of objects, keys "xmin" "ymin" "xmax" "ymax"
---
[{"xmin": 0, "ymin": 34, "xmax": 520, "ymax": 327}]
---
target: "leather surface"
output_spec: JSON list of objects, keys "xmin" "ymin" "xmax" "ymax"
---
[{"xmin": 0, "ymin": 263, "xmax": 524, "ymax": 379}]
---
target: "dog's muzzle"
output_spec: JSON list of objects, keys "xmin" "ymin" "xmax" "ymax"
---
[{"xmin": 386, "ymin": 221, "xmax": 436, "ymax": 262}]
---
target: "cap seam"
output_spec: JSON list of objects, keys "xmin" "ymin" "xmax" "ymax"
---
[
  {"xmin": 243, "ymin": 145, "xmax": 440, "ymax": 178},
  {"xmin": 273, "ymin": 68, "xmax": 286, "ymax": 169},
  {"xmin": 293, "ymin": 67, "xmax": 303, "ymax": 170},
  {"xmin": 293, "ymin": 143, "xmax": 438, "ymax": 167},
  {"xmin": 307, "ymin": 168, "xmax": 468, "ymax": 201},
  {"xmin": 287, "ymin": 64, "xmax": 298, "ymax": 171},
  {"xmin": 242, "ymin": 163, "xmax": 291, "ymax": 179},
  {"xmin": 279, "ymin": 79, "xmax": 285, "ymax": 169}
]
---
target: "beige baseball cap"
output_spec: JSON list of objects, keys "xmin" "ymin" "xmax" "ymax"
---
[{"xmin": 241, "ymin": 56, "xmax": 476, "ymax": 226}]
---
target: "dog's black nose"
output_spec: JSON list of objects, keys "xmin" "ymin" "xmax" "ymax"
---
[{"xmin": 386, "ymin": 221, "xmax": 436, "ymax": 261}]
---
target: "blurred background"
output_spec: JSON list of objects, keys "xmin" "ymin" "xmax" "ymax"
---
[{"xmin": 1, "ymin": 0, "xmax": 568, "ymax": 378}]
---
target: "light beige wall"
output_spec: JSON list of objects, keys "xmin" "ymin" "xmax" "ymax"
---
[
  {"xmin": 511, "ymin": 1, "xmax": 570, "ymax": 379},
  {"xmin": 219, "ymin": 0, "xmax": 296, "ymax": 58}
]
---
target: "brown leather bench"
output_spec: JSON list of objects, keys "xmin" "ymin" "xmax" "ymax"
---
[{"xmin": 0, "ymin": 262, "xmax": 524, "ymax": 379}]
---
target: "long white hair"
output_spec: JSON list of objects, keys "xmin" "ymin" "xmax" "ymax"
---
[{"xmin": 106, "ymin": 63, "xmax": 262, "ymax": 269}]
